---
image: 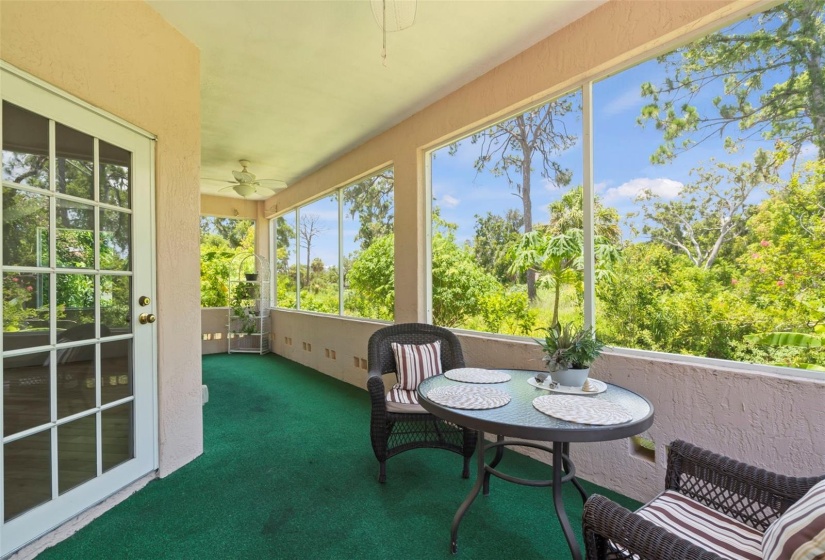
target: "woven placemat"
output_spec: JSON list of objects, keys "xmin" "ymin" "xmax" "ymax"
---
[
  {"xmin": 426, "ymin": 385, "xmax": 511, "ymax": 410},
  {"xmin": 444, "ymin": 368, "xmax": 511, "ymax": 384},
  {"xmin": 532, "ymin": 395, "xmax": 631, "ymax": 425}
]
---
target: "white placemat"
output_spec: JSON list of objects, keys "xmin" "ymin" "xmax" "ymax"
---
[
  {"xmin": 532, "ymin": 395, "xmax": 632, "ymax": 425},
  {"xmin": 427, "ymin": 385, "xmax": 511, "ymax": 410},
  {"xmin": 526, "ymin": 377, "xmax": 607, "ymax": 395},
  {"xmin": 445, "ymin": 368, "xmax": 511, "ymax": 384}
]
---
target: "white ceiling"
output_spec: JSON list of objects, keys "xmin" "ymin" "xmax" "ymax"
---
[{"xmin": 148, "ymin": 0, "xmax": 607, "ymax": 200}]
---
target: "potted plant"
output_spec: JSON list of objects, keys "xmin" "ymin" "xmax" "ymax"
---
[{"xmin": 537, "ymin": 322, "xmax": 604, "ymax": 387}]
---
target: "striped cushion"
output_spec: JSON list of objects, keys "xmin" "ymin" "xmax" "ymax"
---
[
  {"xmin": 634, "ymin": 490, "xmax": 763, "ymax": 560},
  {"xmin": 385, "ymin": 384, "xmax": 427, "ymax": 414},
  {"xmin": 391, "ymin": 341, "xmax": 442, "ymax": 391},
  {"xmin": 762, "ymin": 479, "xmax": 825, "ymax": 560}
]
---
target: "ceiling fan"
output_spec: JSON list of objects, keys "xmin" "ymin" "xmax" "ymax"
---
[{"xmin": 205, "ymin": 160, "xmax": 287, "ymax": 197}]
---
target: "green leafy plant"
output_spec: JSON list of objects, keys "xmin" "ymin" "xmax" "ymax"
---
[{"xmin": 537, "ymin": 323, "xmax": 604, "ymax": 371}]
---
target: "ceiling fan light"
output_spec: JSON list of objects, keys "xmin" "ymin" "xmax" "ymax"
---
[{"xmin": 234, "ymin": 183, "xmax": 256, "ymax": 197}]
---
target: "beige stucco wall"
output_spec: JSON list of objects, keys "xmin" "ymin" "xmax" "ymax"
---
[
  {"xmin": 264, "ymin": 0, "xmax": 824, "ymax": 503},
  {"xmin": 202, "ymin": 308, "xmax": 229, "ymax": 355},
  {"xmin": 272, "ymin": 311, "xmax": 825, "ymax": 503},
  {"xmin": 1, "ymin": 0, "xmax": 202, "ymax": 481}
]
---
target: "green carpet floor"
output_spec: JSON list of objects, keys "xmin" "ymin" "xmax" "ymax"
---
[{"xmin": 40, "ymin": 354, "xmax": 641, "ymax": 559}]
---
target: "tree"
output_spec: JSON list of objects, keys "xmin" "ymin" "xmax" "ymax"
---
[
  {"xmin": 299, "ymin": 214, "xmax": 326, "ymax": 286},
  {"xmin": 472, "ymin": 209, "xmax": 523, "ymax": 283},
  {"xmin": 201, "ymin": 217, "xmax": 254, "ymax": 249},
  {"xmin": 508, "ymin": 228, "xmax": 620, "ymax": 327},
  {"xmin": 637, "ymin": 151, "xmax": 782, "ymax": 269},
  {"xmin": 455, "ymin": 96, "xmax": 578, "ymax": 300},
  {"xmin": 342, "ymin": 169, "xmax": 394, "ymax": 250},
  {"xmin": 639, "ymin": 0, "xmax": 825, "ymax": 163},
  {"xmin": 546, "ymin": 186, "xmax": 621, "ymax": 243}
]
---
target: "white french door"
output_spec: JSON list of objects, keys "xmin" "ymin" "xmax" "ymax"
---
[{"xmin": 0, "ymin": 65, "xmax": 157, "ymax": 555}]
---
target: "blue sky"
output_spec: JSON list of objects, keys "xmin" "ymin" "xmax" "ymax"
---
[{"xmin": 292, "ymin": 7, "xmax": 817, "ymax": 269}]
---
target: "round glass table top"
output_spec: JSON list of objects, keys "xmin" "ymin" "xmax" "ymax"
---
[{"xmin": 417, "ymin": 370, "xmax": 654, "ymax": 442}]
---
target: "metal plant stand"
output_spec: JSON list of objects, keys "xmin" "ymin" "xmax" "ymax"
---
[{"xmin": 227, "ymin": 253, "xmax": 271, "ymax": 355}]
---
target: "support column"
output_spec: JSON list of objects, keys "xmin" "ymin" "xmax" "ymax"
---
[{"xmin": 392, "ymin": 151, "xmax": 427, "ymax": 323}]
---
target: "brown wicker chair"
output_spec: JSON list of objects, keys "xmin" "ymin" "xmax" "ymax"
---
[
  {"xmin": 367, "ymin": 323, "xmax": 477, "ymax": 483},
  {"xmin": 583, "ymin": 439, "xmax": 825, "ymax": 560}
]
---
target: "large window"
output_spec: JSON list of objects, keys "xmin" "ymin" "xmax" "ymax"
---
[
  {"xmin": 199, "ymin": 216, "xmax": 255, "ymax": 307},
  {"xmin": 275, "ymin": 167, "xmax": 394, "ymax": 321},
  {"xmin": 430, "ymin": 91, "xmax": 583, "ymax": 336},
  {"xmin": 429, "ymin": 1, "xmax": 824, "ymax": 373}
]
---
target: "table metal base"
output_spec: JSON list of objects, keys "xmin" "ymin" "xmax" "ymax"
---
[{"xmin": 450, "ymin": 432, "xmax": 588, "ymax": 560}]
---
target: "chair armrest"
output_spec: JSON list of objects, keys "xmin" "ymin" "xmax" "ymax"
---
[
  {"xmin": 583, "ymin": 495, "xmax": 723, "ymax": 560},
  {"xmin": 666, "ymin": 440, "xmax": 825, "ymax": 530},
  {"xmin": 367, "ymin": 369, "xmax": 388, "ymax": 414}
]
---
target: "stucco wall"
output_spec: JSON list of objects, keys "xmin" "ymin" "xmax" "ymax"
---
[
  {"xmin": 202, "ymin": 308, "xmax": 229, "ymax": 355},
  {"xmin": 1, "ymin": 0, "xmax": 203, "ymax": 479},
  {"xmin": 272, "ymin": 312, "xmax": 825, "ymax": 503}
]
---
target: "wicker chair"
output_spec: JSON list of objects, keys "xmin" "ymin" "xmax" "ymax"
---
[
  {"xmin": 583, "ymin": 439, "xmax": 825, "ymax": 560},
  {"xmin": 367, "ymin": 323, "xmax": 477, "ymax": 483}
]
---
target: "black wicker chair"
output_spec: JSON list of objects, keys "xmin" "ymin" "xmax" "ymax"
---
[
  {"xmin": 367, "ymin": 323, "xmax": 477, "ymax": 483},
  {"xmin": 583, "ymin": 439, "xmax": 825, "ymax": 560}
]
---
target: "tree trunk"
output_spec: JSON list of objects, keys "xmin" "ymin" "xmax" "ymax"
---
[
  {"xmin": 305, "ymin": 242, "xmax": 311, "ymax": 286},
  {"xmin": 521, "ymin": 140, "xmax": 536, "ymax": 301}
]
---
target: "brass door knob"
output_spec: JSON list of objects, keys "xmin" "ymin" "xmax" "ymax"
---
[{"xmin": 138, "ymin": 313, "xmax": 156, "ymax": 324}]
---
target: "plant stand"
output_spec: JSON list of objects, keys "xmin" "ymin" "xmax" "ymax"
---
[{"xmin": 227, "ymin": 253, "xmax": 271, "ymax": 355}]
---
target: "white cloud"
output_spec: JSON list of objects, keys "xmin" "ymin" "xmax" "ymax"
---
[
  {"xmin": 594, "ymin": 180, "xmax": 611, "ymax": 194},
  {"xmin": 440, "ymin": 194, "xmax": 461, "ymax": 208},
  {"xmin": 602, "ymin": 177, "xmax": 683, "ymax": 202},
  {"xmin": 603, "ymin": 87, "xmax": 644, "ymax": 116}
]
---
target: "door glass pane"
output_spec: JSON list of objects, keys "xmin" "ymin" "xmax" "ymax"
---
[
  {"xmin": 1, "ymin": 102, "xmax": 49, "ymax": 190},
  {"xmin": 100, "ymin": 210, "xmax": 131, "ymax": 271},
  {"xmin": 3, "ymin": 352, "xmax": 50, "ymax": 436},
  {"xmin": 100, "ymin": 275, "xmax": 131, "ymax": 334},
  {"xmin": 56, "ymin": 344, "xmax": 96, "ymax": 419},
  {"xmin": 101, "ymin": 340, "xmax": 132, "ymax": 405},
  {"xmin": 102, "ymin": 403, "xmax": 133, "ymax": 472},
  {"xmin": 55, "ymin": 123, "xmax": 93, "ymax": 200},
  {"xmin": 3, "ymin": 272, "xmax": 50, "ymax": 351},
  {"xmin": 4, "ymin": 430, "xmax": 51, "ymax": 521},
  {"xmin": 2, "ymin": 187, "xmax": 49, "ymax": 267},
  {"xmin": 56, "ymin": 198, "xmax": 95, "ymax": 269},
  {"xmin": 99, "ymin": 141, "xmax": 131, "ymax": 208},
  {"xmin": 58, "ymin": 415, "xmax": 97, "ymax": 495},
  {"xmin": 56, "ymin": 273, "xmax": 95, "ymax": 330}
]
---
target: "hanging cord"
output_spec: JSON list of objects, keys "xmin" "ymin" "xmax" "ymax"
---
[{"xmin": 381, "ymin": 0, "xmax": 388, "ymax": 66}]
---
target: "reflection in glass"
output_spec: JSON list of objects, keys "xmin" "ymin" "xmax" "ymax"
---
[
  {"xmin": 100, "ymin": 210, "xmax": 131, "ymax": 271},
  {"xmin": 58, "ymin": 415, "xmax": 97, "ymax": 495},
  {"xmin": 101, "ymin": 340, "xmax": 132, "ymax": 405},
  {"xmin": 99, "ymin": 141, "xmax": 131, "ymax": 208},
  {"xmin": 3, "ymin": 352, "xmax": 51, "ymax": 437},
  {"xmin": 102, "ymin": 403, "xmax": 133, "ymax": 472},
  {"xmin": 100, "ymin": 275, "xmax": 131, "ymax": 332},
  {"xmin": 56, "ymin": 198, "xmax": 95, "ymax": 268},
  {"xmin": 2, "ymin": 102, "xmax": 49, "ymax": 189},
  {"xmin": 275, "ymin": 213, "xmax": 297, "ymax": 309},
  {"xmin": 3, "ymin": 272, "xmax": 50, "ymax": 351},
  {"xmin": 2, "ymin": 187, "xmax": 49, "ymax": 267},
  {"xmin": 4, "ymin": 430, "xmax": 51, "ymax": 521},
  {"xmin": 56, "ymin": 123, "xmax": 93, "ymax": 199},
  {"xmin": 56, "ymin": 343, "xmax": 97, "ymax": 419},
  {"xmin": 56, "ymin": 273, "xmax": 95, "ymax": 329}
]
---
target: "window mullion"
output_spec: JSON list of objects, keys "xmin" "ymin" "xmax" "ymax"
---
[{"xmin": 582, "ymin": 82, "xmax": 595, "ymax": 331}]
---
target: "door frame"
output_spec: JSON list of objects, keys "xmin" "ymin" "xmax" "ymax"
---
[{"xmin": 0, "ymin": 62, "xmax": 159, "ymax": 555}]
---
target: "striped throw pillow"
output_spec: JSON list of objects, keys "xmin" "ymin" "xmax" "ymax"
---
[
  {"xmin": 391, "ymin": 341, "xmax": 442, "ymax": 391},
  {"xmin": 762, "ymin": 479, "xmax": 825, "ymax": 560}
]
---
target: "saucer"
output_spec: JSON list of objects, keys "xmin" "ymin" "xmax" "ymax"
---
[{"xmin": 526, "ymin": 376, "xmax": 607, "ymax": 395}]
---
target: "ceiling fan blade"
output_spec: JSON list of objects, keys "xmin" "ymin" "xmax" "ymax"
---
[
  {"xmin": 217, "ymin": 185, "xmax": 238, "ymax": 192},
  {"xmin": 202, "ymin": 178, "xmax": 237, "ymax": 184}
]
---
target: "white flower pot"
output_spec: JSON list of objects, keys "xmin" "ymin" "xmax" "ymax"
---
[{"xmin": 549, "ymin": 367, "xmax": 590, "ymax": 388}]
